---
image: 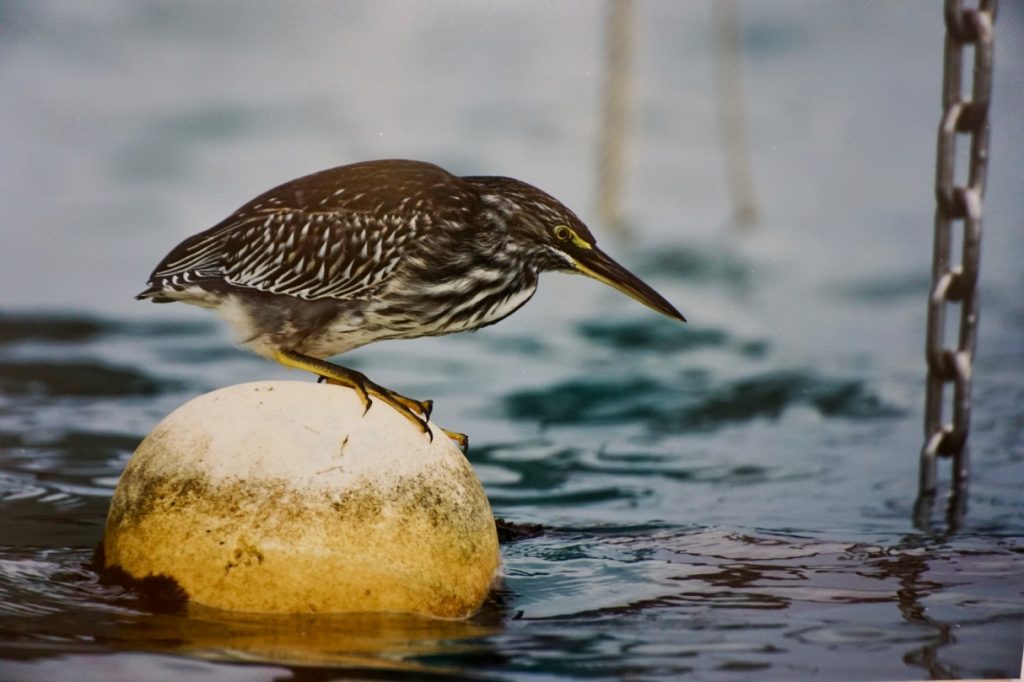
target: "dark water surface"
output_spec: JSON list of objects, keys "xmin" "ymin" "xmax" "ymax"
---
[{"xmin": 2, "ymin": 2, "xmax": 1023, "ymax": 680}]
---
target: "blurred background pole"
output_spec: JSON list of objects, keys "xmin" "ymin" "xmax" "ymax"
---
[
  {"xmin": 596, "ymin": 0, "xmax": 636, "ymax": 235},
  {"xmin": 713, "ymin": 0, "xmax": 759, "ymax": 230}
]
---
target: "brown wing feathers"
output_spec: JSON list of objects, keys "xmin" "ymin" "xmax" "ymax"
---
[{"xmin": 140, "ymin": 160, "xmax": 469, "ymax": 302}]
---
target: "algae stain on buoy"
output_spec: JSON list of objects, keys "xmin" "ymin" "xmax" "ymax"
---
[{"xmin": 103, "ymin": 381, "xmax": 500, "ymax": 618}]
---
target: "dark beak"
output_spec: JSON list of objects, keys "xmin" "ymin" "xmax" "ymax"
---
[{"xmin": 571, "ymin": 247, "xmax": 686, "ymax": 322}]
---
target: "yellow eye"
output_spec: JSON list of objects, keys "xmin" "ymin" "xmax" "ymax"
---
[{"xmin": 552, "ymin": 225, "xmax": 593, "ymax": 250}]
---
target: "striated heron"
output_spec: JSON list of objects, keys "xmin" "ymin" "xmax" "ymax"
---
[{"xmin": 138, "ymin": 159, "xmax": 685, "ymax": 445}]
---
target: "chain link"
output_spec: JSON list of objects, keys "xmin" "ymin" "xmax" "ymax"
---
[{"xmin": 917, "ymin": 0, "xmax": 996, "ymax": 524}]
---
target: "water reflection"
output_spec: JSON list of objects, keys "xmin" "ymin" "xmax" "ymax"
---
[
  {"xmin": 577, "ymin": 318, "xmax": 733, "ymax": 353},
  {"xmin": 638, "ymin": 245, "xmax": 754, "ymax": 288},
  {"xmin": 504, "ymin": 367, "xmax": 903, "ymax": 430},
  {"xmin": 112, "ymin": 606, "xmax": 504, "ymax": 671},
  {"xmin": 0, "ymin": 361, "xmax": 168, "ymax": 398},
  {"xmin": 495, "ymin": 528, "xmax": 1024, "ymax": 678},
  {"xmin": 0, "ymin": 289, "xmax": 1021, "ymax": 677},
  {"xmin": 0, "ymin": 547, "xmax": 505, "ymax": 673},
  {"xmin": 0, "ymin": 313, "xmax": 215, "ymax": 346},
  {"xmin": 0, "ymin": 467, "xmax": 1019, "ymax": 678}
]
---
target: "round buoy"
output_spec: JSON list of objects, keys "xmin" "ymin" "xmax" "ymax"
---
[{"xmin": 103, "ymin": 381, "xmax": 500, "ymax": 618}]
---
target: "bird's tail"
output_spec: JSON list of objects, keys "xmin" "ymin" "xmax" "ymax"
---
[{"xmin": 136, "ymin": 284, "xmax": 174, "ymax": 303}]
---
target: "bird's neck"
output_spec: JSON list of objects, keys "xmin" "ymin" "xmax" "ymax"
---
[{"xmin": 373, "ymin": 216, "xmax": 538, "ymax": 336}]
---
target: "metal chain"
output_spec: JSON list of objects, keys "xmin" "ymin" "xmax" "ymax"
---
[{"xmin": 917, "ymin": 0, "xmax": 997, "ymax": 526}]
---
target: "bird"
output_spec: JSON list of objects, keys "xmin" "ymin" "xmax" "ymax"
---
[{"xmin": 138, "ymin": 159, "xmax": 685, "ymax": 446}]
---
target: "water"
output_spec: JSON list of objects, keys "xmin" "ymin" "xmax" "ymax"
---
[{"xmin": 2, "ymin": 2, "xmax": 1023, "ymax": 679}]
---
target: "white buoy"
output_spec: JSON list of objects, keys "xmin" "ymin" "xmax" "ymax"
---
[{"xmin": 104, "ymin": 381, "xmax": 500, "ymax": 618}]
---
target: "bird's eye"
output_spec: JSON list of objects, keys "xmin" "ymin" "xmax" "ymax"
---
[{"xmin": 552, "ymin": 225, "xmax": 593, "ymax": 250}]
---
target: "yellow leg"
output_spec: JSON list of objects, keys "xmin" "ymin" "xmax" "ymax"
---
[{"xmin": 274, "ymin": 349, "xmax": 432, "ymax": 440}]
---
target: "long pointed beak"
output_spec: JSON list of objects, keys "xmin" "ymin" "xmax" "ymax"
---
[{"xmin": 571, "ymin": 247, "xmax": 686, "ymax": 322}]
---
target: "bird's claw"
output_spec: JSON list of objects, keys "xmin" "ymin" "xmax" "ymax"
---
[
  {"xmin": 315, "ymin": 371, "xmax": 439, "ymax": 443},
  {"xmin": 443, "ymin": 429, "xmax": 469, "ymax": 451},
  {"xmin": 320, "ymin": 374, "xmax": 373, "ymax": 414},
  {"xmin": 391, "ymin": 395, "xmax": 433, "ymax": 420},
  {"xmin": 387, "ymin": 400, "xmax": 432, "ymax": 442}
]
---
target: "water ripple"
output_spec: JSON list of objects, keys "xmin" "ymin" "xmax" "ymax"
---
[
  {"xmin": 577, "ymin": 319, "xmax": 734, "ymax": 354},
  {"xmin": 0, "ymin": 311, "xmax": 214, "ymax": 345},
  {"xmin": 0, "ymin": 361, "xmax": 169, "ymax": 397},
  {"xmin": 503, "ymin": 369, "xmax": 904, "ymax": 431}
]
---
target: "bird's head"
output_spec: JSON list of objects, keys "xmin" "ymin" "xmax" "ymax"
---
[{"xmin": 470, "ymin": 176, "xmax": 686, "ymax": 322}]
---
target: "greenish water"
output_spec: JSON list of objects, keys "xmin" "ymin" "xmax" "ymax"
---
[{"xmin": 1, "ymin": 2, "xmax": 1023, "ymax": 680}]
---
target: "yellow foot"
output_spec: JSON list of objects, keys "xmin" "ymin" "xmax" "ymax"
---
[
  {"xmin": 317, "ymin": 376, "xmax": 432, "ymax": 420},
  {"xmin": 276, "ymin": 349, "xmax": 432, "ymax": 441}
]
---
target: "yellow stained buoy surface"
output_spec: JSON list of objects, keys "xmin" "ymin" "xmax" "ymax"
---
[{"xmin": 104, "ymin": 381, "xmax": 500, "ymax": 618}]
